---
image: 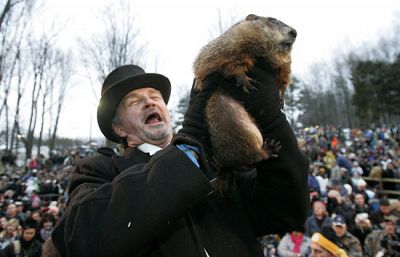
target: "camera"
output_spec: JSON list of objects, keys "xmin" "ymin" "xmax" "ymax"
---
[{"xmin": 381, "ymin": 235, "xmax": 400, "ymax": 256}]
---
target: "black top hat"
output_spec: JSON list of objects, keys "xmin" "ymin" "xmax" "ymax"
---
[{"xmin": 97, "ymin": 65, "xmax": 171, "ymax": 143}]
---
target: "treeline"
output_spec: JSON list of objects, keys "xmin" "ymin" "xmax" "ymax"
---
[
  {"xmin": 0, "ymin": 0, "xmax": 144, "ymax": 162},
  {"xmin": 283, "ymin": 24, "xmax": 400, "ymax": 129},
  {"xmin": 0, "ymin": 0, "xmax": 72, "ymax": 161},
  {"xmin": 173, "ymin": 20, "xmax": 400, "ymax": 132}
]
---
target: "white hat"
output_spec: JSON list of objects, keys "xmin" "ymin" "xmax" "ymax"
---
[{"xmin": 343, "ymin": 184, "xmax": 352, "ymax": 195}]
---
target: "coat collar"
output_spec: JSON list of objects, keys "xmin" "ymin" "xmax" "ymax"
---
[
  {"xmin": 137, "ymin": 143, "xmax": 162, "ymax": 156},
  {"xmin": 112, "ymin": 147, "xmax": 151, "ymax": 173}
]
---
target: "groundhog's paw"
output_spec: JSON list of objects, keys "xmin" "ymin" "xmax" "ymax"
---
[
  {"xmin": 236, "ymin": 74, "xmax": 256, "ymax": 93},
  {"xmin": 262, "ymin": 138, "xmax": 281, "ymax": 159},
  {"xmin": 193, "ymin": 80, "xmax": 205, "ymax": 92}
]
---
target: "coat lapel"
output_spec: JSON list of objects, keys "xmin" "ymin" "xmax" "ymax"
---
[{"xmin": 112, "ymin": 147, "xmax": 151, "ymax": 173}]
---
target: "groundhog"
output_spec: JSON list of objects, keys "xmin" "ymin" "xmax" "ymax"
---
[{"xmin": 193, "ymin": 14, "xmax": 296, "ymax": 194}]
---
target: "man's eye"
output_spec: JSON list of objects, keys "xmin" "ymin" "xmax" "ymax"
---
[{"xmin": 129, "ymin": 100, "xmax": 139, "ymax": 105}]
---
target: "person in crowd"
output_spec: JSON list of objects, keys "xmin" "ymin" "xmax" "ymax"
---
[
  {"xmin": 310, "ymin": 227, "xmax": 348, "ymax": 257},
  {"xmin": 14, "ymin": 202, "xmax": 27, "ymax": 224},
  {"xmin": 331, "ymin": 215, "xmax": 363, "ymax": 257},
  {"xmin": 0, "ymin": 219, "xmax": 20, "ymax": 251},
  {"xmin": 39, "ymin": 213, "xmax": 56, "ymax": 243},
  {"xmin": 1, "ymin": 219, "xmax": 42, "ymax": 257},
  {"xmin": 277, "ymin": 228, "xmax": 310, "ymax": 257},
  {"xmin": 27, "ymin": 155, "xmax": 43, "ymax": 172},
  {"xmin": 326, "ymin": 190, "xmax": 356, "ymax": 233},
  {"xmin": 309, "ymin": 168, "xmax": 321, "ymax": 194},
  {"xmin": 336, "ymin": 153, "xmax": 352, "ymax": 173},
  {"xmin": 370, "ymin": 198, "xmax": 392, "ymax": 229},
  {"xmin": 51, "ymin": 64, "xmax": 309, "ymax": 257},
  {"xmin": 258, "ymin": 234, "xmax": 279, "ymax": 257},
  {"xmin": 306, "ymin": 200, "xmax": 332, "ymax": 237},
  {"xmin": 316, "ymin": 167, "xmax": 329, "ymax": 196},
  {"xmin": 41, "ymin": 237, "xmax": 59, "ymax": 257},
  {"xmin": 5, "ymin": 205, "xmax": 21, "ymax": 224},
  {"xmin": 350, "ymin": 166, "xmax": 364, "ymax": 189},
  {"xmin": 352, "ymin": 212, "xmax": 373, "ymax": 247},
  {"xmin": 390, "ymin": 200, "xmax": 400, "ymax": 220},
  {"xmin": 364, "ymin": 215, "xmax": 400, "ymax": 257},
  {"xmin": 351, "ymin": 161, "xmax": 363, "ymax": 178},
  {"xmin": 0, "ymin": 217, "xmax": 8, "ymax": 234},
  {"xmin": 368, "ymin": 165, "xmax": 383, "ymax": 188},
  {"xmin": 329, "ymin": 165, "xmax": 342, "ymax": 183},
  {"xmin": 352, "ymin": 193, "xmax": 370, "ymax": 214},
  {"xmin": 29, "ymin": 210, "xmax": 41, "ymax": 224},
  {"xmin": 381, "ymin": 161, "xmax": 399, "ymax": 197},
  {"xmin": 323, "ymin": 151, "xmax": 336, "ymax": 171},
  {"xmin": 354, "ymin": 179, "xmax": 374, "ymax": 202},
  {"xmin": 325, "ymin": 179, "xmax": 347, "ymax": 198}
]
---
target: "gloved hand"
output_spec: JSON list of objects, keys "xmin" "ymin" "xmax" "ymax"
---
[
  {"xmin": 217, "ymin": 58, "xmax": 287, "ymax": 136},
  {"xmin": 173, "ymin": 75, "xmax": 221, "ymax": 180},
  {"xmin": 173, "ymin": 59, "xmax": 286, "ymax": 180}
]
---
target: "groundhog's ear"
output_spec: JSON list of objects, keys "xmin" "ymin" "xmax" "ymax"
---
[{"xmin": 246, "ymin": 14, "xmax": 259, "ymax": 21}]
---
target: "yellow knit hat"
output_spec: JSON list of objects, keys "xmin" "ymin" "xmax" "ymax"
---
[{"xmin": 311, "ymin": 233, "xmax": 348, "ymax": 257}]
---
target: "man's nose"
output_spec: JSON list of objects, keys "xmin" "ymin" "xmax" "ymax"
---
[{"xmin": 144, "ymin": 96, "xmax": 156, "ymax": 107}]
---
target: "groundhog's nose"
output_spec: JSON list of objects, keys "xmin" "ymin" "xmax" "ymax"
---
[{"xmin": 289, "ymin": 29, "xmax": 297, "ymax": 39}]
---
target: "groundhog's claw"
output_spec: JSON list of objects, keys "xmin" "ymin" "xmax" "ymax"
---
[{"xmin": 263, "ymin": 138, "xmax": 282, "ymax": 158}]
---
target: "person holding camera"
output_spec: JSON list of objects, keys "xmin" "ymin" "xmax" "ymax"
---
[
  {"xmin": 364, "ymin": 215, "xmax": 400, "ymax": 257},
  {"xmin": 353, "ymin": 213, "xmax": 373, "ymax": 247}
]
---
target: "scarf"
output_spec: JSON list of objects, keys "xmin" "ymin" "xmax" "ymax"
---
[{"xmin": 290, "ymin": 233, "xmax": 304, "ymax": 253}]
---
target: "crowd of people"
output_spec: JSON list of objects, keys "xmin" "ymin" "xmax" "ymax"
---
[
  {"xmin": 0, "ymin": 125, "xmax": 399, "ymax": 257},
  {"xmin": 0, "ymin": 149, "xmax": 86, "ymax": 257},
  {"xmin": 260, "ymin": 126, "xmax": 400, "ymax": 257}
]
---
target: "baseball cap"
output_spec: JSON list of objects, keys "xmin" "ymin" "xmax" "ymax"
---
[
  {"xmin": 332, "ymin": 215, "xmax": 346, "ymax": 227},
  {"xmin": 380, "ymin": 198, "xmax": 391, "ymax": 206}
]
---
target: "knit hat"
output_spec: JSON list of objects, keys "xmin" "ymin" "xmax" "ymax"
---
[
  {"xmin": 380, "ymin": 198, "xmax": 391, "ymax": 206},
  {"xmin": 311, "ymin": 227, "xmax": 348, "ymax": 257}
]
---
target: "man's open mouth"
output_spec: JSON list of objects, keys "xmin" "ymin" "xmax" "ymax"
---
[{"xmin": 145, "ymin": 112, "xmax": 163, "ymax": 124}]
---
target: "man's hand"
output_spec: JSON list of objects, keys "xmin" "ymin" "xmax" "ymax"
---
[{"xmin": 217, "ymin": 58, "xmax": 285, "ymax": 136}]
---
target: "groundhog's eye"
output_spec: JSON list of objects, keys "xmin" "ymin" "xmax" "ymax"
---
[{"xmin": 268, "ymin": 18, "xmax": 278, "ymax": 25}]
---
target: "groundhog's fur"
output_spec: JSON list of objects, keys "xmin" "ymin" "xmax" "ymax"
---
[
  {"xmin": 193, "ymin": 14, "xmax": 296, "ymax": 194},
  {"xmin": 194, "ymin": 14, "xmax": 296, "ymax": 99}
]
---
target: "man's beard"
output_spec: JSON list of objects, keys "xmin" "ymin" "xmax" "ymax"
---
[{"xmin": 144, "ymin": 126, "xmax": 171, "ymax": 141}]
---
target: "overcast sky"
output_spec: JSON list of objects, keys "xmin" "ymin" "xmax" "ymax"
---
[{"xmin": 39, "ymin": 0, "xmax": 400, "ymax": 140}]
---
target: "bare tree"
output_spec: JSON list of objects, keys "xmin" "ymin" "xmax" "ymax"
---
[
  {"xmin": 78, "ymin": 1, "xmax": 146, "ymax": 146},
  {"xmin": 48, "ymin": 51, "xmax": 72, "ymax": 152},
  {"xmin": 0, "ymin": 0, "xmax": 33, "ymax": 150},
  {"xmin": 79, "ymin": 1, "xmax": 145, "ymax": 100},
  {"xmin": 208, "ymin": 9, "xmax": 238, "ymax": 40},
  {"xmin": 0, "ymin": 0, "xmax": 27, "ymax": 30},
  {"xmin": 9, "ymin": 48, "xmax": 26, "ymax": 158},
  {"xmin": 24, "ymin": 33, "xmax": 57, "ymax": 160},
  {"xmin": 37, "ymin": 48, "xmax": 58, "ymax": 156}
]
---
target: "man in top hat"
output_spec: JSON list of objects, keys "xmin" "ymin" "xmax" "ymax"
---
[
  {"xmin": 331, "ymin": 215, "xmax": 363, "ymax": 257},
  {"xmin": 52, "ymin": 63, "xmax": 309, "ymax": 257}
]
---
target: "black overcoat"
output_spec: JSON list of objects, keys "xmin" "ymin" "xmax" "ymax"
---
[{"xmin": 52, "ymin": 117, "xmax": 309, "ymax": 257}]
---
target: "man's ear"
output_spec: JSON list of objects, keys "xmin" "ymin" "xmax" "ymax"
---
[{"xmin": 113, "ymin": 124, "xmax": 127, "ymax": 138}]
